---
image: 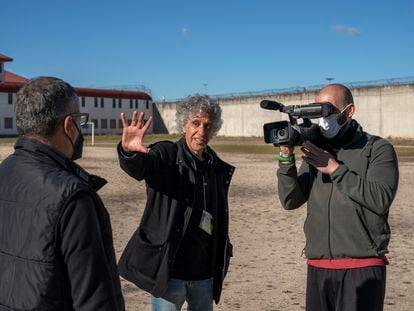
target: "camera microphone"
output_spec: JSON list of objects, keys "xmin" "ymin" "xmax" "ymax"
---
[
  {"xmin": 260, "ymin": 100, "xmax": 284, "ymax": 111},
  {"xmin": 283, "ymin": 102, "xmax": 335, "ymax": 118}
]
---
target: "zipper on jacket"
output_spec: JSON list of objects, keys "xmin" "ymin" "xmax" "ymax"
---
[
  {"xmin": 203, "ymin": 175, "xmax": 207, "ymax": 211},
  {"xmin": 170, "ymin": 163, "xmax": 197, "ymax": 264},
  {"xmin": 170, "ymin": 207, "xmax": 194, "ymax": 266},
  {"xmin": 327, "ymin": 180, "xmax": 334, "ymax": 258}
]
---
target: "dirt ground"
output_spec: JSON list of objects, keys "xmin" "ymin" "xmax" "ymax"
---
[{"xmin": 0, "ymin": 142, "xmax": 413, "ymax": 310}]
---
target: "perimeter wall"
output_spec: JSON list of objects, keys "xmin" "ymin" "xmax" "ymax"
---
[{"xmin": 154, "ymin": 83, "xmax": 414, "ymax": 138}]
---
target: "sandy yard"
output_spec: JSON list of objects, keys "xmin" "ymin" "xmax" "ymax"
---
[{"xmin": 0, "ymin": 142, "xmax": 413, "ymax": 310}]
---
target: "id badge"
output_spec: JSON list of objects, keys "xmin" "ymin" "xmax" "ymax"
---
[{"xmin": 199, "ymin": 210, "xmax": 213, "ymax": 235}]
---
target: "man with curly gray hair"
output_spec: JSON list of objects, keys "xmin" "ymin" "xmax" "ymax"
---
[{"xmin": 117, "ymin": 94, "xmax": 235, "ymax": 311}]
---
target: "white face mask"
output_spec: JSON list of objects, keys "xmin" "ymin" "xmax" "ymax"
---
[{"xmin": 318, "ymin": 104, "xmax": 351, "ymax": 139}]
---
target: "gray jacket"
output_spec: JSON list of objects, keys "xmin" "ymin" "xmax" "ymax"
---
[{"xmin": 277, "ymin": 122, "xmax": 399, "ymax": 259}]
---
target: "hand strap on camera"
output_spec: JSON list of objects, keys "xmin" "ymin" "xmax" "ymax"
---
[{"xmin": 278, "ymin": 153, "xmax": 295, "ymax": 163}]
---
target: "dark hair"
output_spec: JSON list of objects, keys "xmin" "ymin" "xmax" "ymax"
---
[
  {"xmin": 319, "ymin": 83, "xmax": 354, "ymax": 107},
  {"xmin": 176, "ymin": 94, "xmax": 223, "ymax": 136},
  {"xmin": 339, "ymin": 84, "xmax": 354, "ymax": 105},
  {"xmin": 15, "ymin": 76, "xmax": 79, "ymax": 137}
]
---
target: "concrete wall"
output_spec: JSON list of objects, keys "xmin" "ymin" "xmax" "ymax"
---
[
  {"xmin": 155, "ymin": 83, "xmax": 414, "ymax": 138},
  {"xmin": 153, "ymin": 103, "xmax": 178, "ymax": 134}
]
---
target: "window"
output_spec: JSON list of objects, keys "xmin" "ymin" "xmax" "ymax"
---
[
  {"xmin": 92, "ymin": 119, "xmax": 98, "ymax": 129},
  {"xmin": 8, "ymin": 93, "xmax": 13, "ymax": 105},
  {"xmin": 101, "ymin": 119, "xmax": 108, "ymax": 129},
  {"xmin": 4, "ymin": 117, "xmax": 13, "ymax": 129},
  {"xmin": 146, "ymin": 100, "xmax": 149, "ymax": 110},
  {"xmin": 81, "ymin": 97, "xmax": 85, "ymax": 107},
  {"xmin": 94, "ymin": 98, "xmax": 98, "ymax": 108},
  {"xmin": 118, "ymin": 119, "xmax": 123, "ymax": 129},
  {"xmin": 118, "ymin": 98, "xmax": 122, "ymax": 108},
  {"xmin": 112, "ymin": 98, "xmax": 116, "ymax": 108},
  {"xmin": 100, "ymin": 98, "xmax": 104, "ymax": 108},
  {"xmin": 135, "ymin": 99, "xmax": 138, "ymax": 109},
  {"xmin": 110, "ymin": 119, "xmax": 117, "ymax": 129},
  {"xmin": 130, "ymin": 99, "xmax": 133, "ymax": 109}
]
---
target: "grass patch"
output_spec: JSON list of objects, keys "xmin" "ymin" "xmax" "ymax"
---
[
  {"xmin": 210, "ymin": 144, "xmax": 276, "ymax": 154},
  {"xmin": 1, "ymin": 134, "xmax": 414, "ymax": 159}
]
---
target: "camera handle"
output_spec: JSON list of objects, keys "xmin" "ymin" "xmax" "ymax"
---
[
  {"xmin": 302, "ymin": 118, "xmax": 312, "ymax": 127},
  {"xmin": 288, "ymin": 114, "xmax": 297, "ymax": 125}
]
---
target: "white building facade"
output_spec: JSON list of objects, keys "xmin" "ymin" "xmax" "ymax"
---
[{"xmin": 0, "ymin": 53, "xmax": 153, "ymax": 136}]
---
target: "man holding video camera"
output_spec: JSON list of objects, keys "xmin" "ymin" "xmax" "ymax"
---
[{"xmin": 277, "ymin": 83, "xmax": 399, "ymax": 311}]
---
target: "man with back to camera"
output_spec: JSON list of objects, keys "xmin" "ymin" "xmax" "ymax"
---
[
  {"xmin": 276, "ymin": 83, "xmax": 399, "ymax": 311},
  {"xmin": 117, "ymin": 94, "xmax": 234, "ymax": 311},
  {"xmin": 0, "ymin": 77, "xmax": 125, "ymax": 310}
]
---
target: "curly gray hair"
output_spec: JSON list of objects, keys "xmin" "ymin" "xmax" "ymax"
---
[{"xmin": 176, "ymin": 94, "xmax": 223, "ymax": 136}]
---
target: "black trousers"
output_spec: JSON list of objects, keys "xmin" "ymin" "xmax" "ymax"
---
[{"xmin": 306, "ymin": 265, "xmax": 386, "ymax": 311}]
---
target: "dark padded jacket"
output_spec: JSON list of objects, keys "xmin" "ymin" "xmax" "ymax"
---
[
  {"xmin": 277, "ymin": 122, "xmax": 399, "ymax": 259},
  {"xmin": 117, "ymin": 138, "xmax": 235, "ymax": 304},
  {"xmin": 0, "ymin": 138, "xmax": 124, "ymax": 310}
]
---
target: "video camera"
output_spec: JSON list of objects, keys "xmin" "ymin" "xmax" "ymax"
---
[{"xmin": 260, "ymin": 100, "xmax": 335, "ymax": 146}]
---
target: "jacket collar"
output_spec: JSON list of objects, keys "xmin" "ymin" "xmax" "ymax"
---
[
  {"xmin": 175, "ymin": 137, "xmax": 235, "ymax": 179},
  {"xmin": 175, "ymin": 137, "xmax": 215, "ymax": 169},
  {"xmin": 14, "ymin": 137, "xmax": 107, "ymax": 191}
]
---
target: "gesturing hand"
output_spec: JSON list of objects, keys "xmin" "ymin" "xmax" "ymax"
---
[
  {"xmin": 301, "ymin": 141, "xmax": 339, "ymax": 175},
  {"xmin": 121, "ymin": 111, "xmax": 153, "ymax": 153}
]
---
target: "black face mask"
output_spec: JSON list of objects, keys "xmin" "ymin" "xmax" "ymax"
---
[
  {"xmin": 336, "ymin": 104, "xmax": 352, "ymax": 125},
  {"xmin": 69, "ymin": 122, "xmax": 84, "ymax": 160}
]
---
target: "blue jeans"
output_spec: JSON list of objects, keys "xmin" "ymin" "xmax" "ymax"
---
[{"xmin": 151, "ymin": 278, "xmax": 213, "ymax": 311}]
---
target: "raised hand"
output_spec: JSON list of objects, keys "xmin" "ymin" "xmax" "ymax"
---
[{"xmin": 121, "ymin": 111, "xmax": 153, "ymax": 153}]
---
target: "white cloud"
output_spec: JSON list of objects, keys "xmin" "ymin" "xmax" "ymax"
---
[
  {"xmin": 332, "ymin": 24, "xmax": 361, "ymax": 36},
  {"xmin": 180, "ymin": 27, "xmax": 188, "ymax": 36}
]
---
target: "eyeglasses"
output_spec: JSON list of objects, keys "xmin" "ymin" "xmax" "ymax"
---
[{"xmin": 69, "ymin": 113, "xmax": 89, "ymax": 127}]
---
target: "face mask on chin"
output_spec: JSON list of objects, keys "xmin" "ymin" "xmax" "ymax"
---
[
  {"xmin": 318, "ymin": 104, "xmax": 351, "ymax": 139},
  {"xmin": 67, "ymin": 122, "xmax": 84, "ymax": 160}
]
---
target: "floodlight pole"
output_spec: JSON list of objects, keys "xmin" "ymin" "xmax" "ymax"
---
[{"xmin": 86, "ymin": 122, "xmax": 95, "ymax": 146}]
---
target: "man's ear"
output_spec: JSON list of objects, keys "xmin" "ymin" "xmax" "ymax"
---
[
  {"xmin": 348, "ymin": 104, "xmax": 355, "ymax": 118},
  {"xmin": 63, "ymin": 116, "xmax": 74, "ymax": 137}
]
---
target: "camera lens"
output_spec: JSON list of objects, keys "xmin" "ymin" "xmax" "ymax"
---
[{"xmin": 276, "ymin": 129, "xmax": 288, "ymax": 139}]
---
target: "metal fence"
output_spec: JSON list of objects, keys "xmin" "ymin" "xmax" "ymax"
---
[
  {"xmin": 209, "ymin": 76, "xmax": 414, "ymax": 100},
  {"xmin": 88, "ymin": 84, "xmax": 153, "ymax": 96}
]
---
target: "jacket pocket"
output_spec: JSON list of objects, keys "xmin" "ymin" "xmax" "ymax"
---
[
  {"xmin": 120, "ymin": 229, "xmax": 167, "ymax": 283},
  {"xmin": 0, "ymin": 251, "xmax": 57, "ymax": 310},
  {"xmin": 355, "ymin": 206, "xmax": 387, "ymax": 254}
]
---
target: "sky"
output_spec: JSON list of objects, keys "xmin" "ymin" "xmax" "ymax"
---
[{"xmin": 2, "ymin": 0, "xmax": 414, "ymax": 100}]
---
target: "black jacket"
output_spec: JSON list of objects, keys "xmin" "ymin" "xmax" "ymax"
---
[
  {"xmin": 0, "ymin": 138, "xmax": 124, "ymax": 310},
  {"xmin": 117, "ymin": 138, "xmax": 235, "ymax": 304}
]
